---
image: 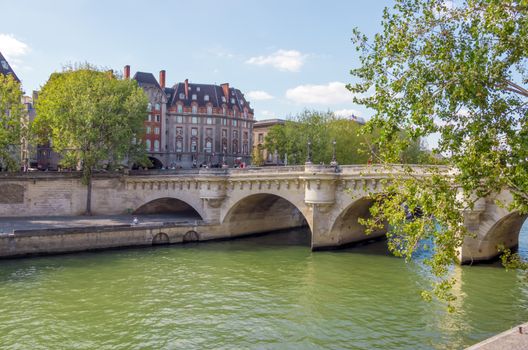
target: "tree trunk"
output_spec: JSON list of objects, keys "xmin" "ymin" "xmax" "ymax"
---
[{"xmin": 85, "ymin": 174, "xmax": 92, "ymax": 216}]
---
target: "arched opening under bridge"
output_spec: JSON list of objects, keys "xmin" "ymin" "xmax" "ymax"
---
[
  {"xmin": 133, "ymin": 197, "xmax": 203, "ymax": 221},
  {"xmin": 222, "ymin": 193, "xmax": 310, "ymax": 245}
]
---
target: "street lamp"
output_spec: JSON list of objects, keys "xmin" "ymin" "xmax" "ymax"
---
[
  {"xmin": 306, "ymin": 140, "xmax": 312, "ymax": 164},
  {"xmin": 330, "ymin": 139, "xmax": 338, "ymax": 166}
]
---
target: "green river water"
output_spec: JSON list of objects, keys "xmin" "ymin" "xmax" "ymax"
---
[{"xmin": 1, "ymin": 225, "xmax": 528, "ymax": 349}]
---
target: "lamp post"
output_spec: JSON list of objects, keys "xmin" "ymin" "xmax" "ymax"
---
[
  {"xmin": 330, "ymin": 139, "xmax": 338, "ymax": 166},
  {"xmin": 306, "ymin": 140, "xmax": 312, "ymax": 165}
]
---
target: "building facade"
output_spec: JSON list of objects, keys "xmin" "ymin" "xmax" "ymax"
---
[
  {"xmin": 127, "ymin": 66, "xmax": 255, "ymax": 168},
  {"xmin": 252, "ymin": 119, "xmax": 285, "ymax": 165}
]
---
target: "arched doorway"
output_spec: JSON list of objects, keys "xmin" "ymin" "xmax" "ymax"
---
[{"xmin": 148, "ymin": 157, "xmax": 164, "ymax": 169}]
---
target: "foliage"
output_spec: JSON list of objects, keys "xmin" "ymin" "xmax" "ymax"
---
[
  {"xmin": 251, "ymin": 144, "xmax": 265, "ymax": 166},
  {"xmin": 0, "ymin": 74, "xmax": 24, "ymax": 171},
  {"xmin": 264, "ymin": 110, "xmax": 427, "ymax": 165},
  {"xmin": 349, "ymin": 0, "xmax": 528, "ymax": 307},
  {"xmin": 34, "ymin": 64, "xmax": 149, "ymax": 213}
]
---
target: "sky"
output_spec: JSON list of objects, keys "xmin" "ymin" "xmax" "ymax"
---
[{"xmin": 0, "ymin": 0, "xmax": 394, "ymax": 122}]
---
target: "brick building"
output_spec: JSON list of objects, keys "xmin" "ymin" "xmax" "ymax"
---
[
  {"xmin": 127, "ymin": 66, "xmax": 255, "ymax": 168},
  {"xmin": 252, "ymin": 119, "xmax": 285, "ymax": 165}
]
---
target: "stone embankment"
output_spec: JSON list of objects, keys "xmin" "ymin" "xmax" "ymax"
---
[{"xmin": 466, "ymin": 322, "xmax": 528, "ymax": 350}]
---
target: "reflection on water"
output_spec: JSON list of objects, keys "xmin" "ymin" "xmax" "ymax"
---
[{"xmin": 0, "ymin": 222, "xmax": 527, "ymax": 349}]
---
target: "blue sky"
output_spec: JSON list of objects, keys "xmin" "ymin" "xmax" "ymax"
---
[{"xmin": 0, "ymin": 0, "xmax": 393, "ymax": 122}]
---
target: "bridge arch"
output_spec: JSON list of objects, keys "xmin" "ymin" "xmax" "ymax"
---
[
  {"xmin": 479, "ymin": 212, "xmax": 527, "ymax": 255},
  {"xmin": 133, "ymin": 197, "xmax": 203, "ymax": 220},
  {"xmin": 222, "ymin": 193, "xmax": 311, "ymax": 240},
  {"xmin": 329, "ymin": 197, "xmax": 387, "ymax": 245}
]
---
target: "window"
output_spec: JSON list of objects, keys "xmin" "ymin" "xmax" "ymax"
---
[
  {"xmin": 233, "ymin": 130, "xmax": 238, "ymax": 139},
  {"xmin": 222, "ymin": 106, "xmax": 227, "ymax": 115},
  {"xmin": 232, "ymin": 140, "xmax": 238, "ymax": 153},
  {"xmin": 232, "ymin": 119, "xmax": 238, "ymax": 127},
  {"xmin": 206, "ymin": 128, "xmax": 213, "ymax": 137},
  {"xmin": 146, "ymin": 126, "xmax": 151, "ymax": 134},
  {"xmin": 243, "ymin": 131, "xmax": 248, "ymax": 140},
  {"xmin": 176, "ymin": 127, "xmax": 183, "ymax": 135},
  {"xmin": 243, "ymin": 143, "xmax": 248, "ymax": 155},
  {"xmin": 233, "ymin": 109, "xmax": 237, "ymax": 118},
  {"xmin": 222, "ymin": 129, "xmax": 227, "ymax": 138},
  {"xmin": 230, "ymin": 98, "xmax": 235, "ymax": 104},
  {"xmin": 154, "ymin": 140, "xmax": 160, "ymax": 151},
  {"xmin": 197, "ymin": 87, "xmax": 201, "ymax": 92},
  {"xmin": 146, "ymin": 139, "xmax": 151, "ymax": 150},
  {"xmin": 155, "ymin": 115, "xmax": 160, "ymax": 122},
  {"xmin": 191, "ymin": 128, "xmax": 198, "ymax": 136},
  {"xmin": 205, "ymin": 139, "xmax": 212, "ymax": 153},
  {"xmin": 192, "ymin": 94, "xmax": 197, "ymax": 100},
  {"xmin": 176, "ymin": 115, "xmax": 183, "ymax": 123},
  {"xmin": 258, "ymin": 133, "xmax": 263, "ymax": 143},
  {"xmin": 222, "ymin": 118, "xmax": 227, "ymax": 126},
  {"xmin": 206, "ymin": 117, "xmax": 213, "ymax": 125},
  {"xmin": 179, "ymin": 93, "xmax": 185, "ymax": 99},
  {"xmin": 207, "ymin": 106, "xmax": 212, "ymax": 115},
  {"xmin": 148, "ymin": 114, "xmax": 152, "ymax": 122},
  {"xmin": 244, "ymin": 109, "xmax": 248, "ymax": 118},
  {"xmin": 191, "ymin": 139, "xmax": 197, "ymax": 152},
  {"xmin": 192, "ymin": 105, "xmax": 198, "ymax": 114},
  {"xmin": 155, "ymin": 103, "xmax": 160, "ymax": 110},
  {"xmin": 177, "ymin": 104, "xmax": 183, "ymax": 113},
  {"xmin": 147, "ymin": 103, "xmax": 152, "ymax": 111},
  {"xmin": 191, "ymin": 116, "xmax": 198, "ymax": 124},
  {"xmin": 176, "ymin": 138, "xmax": 183, "ymax": 152},
  {"xmin": 155, "ymin": 127, "xmax": 160, "ymax": 135},
  {"xmin": 221, "ymin": 96, "xmax": 226, "ymax": 102},
  {"xmin": 204, "ymin": 94, "xmax": 209, "ymax": 101}
]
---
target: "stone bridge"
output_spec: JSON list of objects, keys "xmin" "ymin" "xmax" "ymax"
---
[{"xmin": 0, "ymin": 165, "xmax": 524, "ymax": 263}]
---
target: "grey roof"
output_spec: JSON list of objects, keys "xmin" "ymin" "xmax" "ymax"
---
[
  {"xmin": 0, "ymin": 51, "xmax": 20, "ymax": 82},
  {"xmin": 169, "ymin": 82, "xmax": 253, "ymax": 113},
  {"xmin": 133, "ymin": 71, "xmax": 161, "ymax": 89},
  {"xmin": 254, "ymin": 119, "xmax": 286, "ymax": 127}
]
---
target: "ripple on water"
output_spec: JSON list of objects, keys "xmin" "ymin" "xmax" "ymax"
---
[{"xmin": 1, "ymin": 226, "xmax": 528, "ymax": 349}]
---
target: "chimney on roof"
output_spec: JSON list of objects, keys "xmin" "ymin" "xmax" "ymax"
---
[
  {"xmin": 184, "ymin": 79, "xmax": 189, "ymax": 99},
  {"xmin": 159, "ymin": 70, "xmax": 166, "ymax": 89},
  {"xmin": 124, "ymin": 65, "xmax": 130, "ymax": 79},
  {"xmin": 220, "ymin": 83, "xmax": 229, "ymax": 101}
]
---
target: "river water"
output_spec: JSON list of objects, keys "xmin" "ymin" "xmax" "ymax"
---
[{"xmin": 1, "ymin": 224, "xmax": 527, "ymax": 349}]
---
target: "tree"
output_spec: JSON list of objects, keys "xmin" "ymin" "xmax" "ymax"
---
[
  {"xmin": 251, "ymin": 144, "xmax": 265, "ymax": 166},
  {"xmin": 0, "ymin": 74, "xmax": 24, "ymax": 171},
  {"xmin": 264, "ymin": 110, "xmax": 426, "ymax": 165},
  {"xmin": 349, "ymin": 0, "xmax": 528, "ymax": 308},
  {"xmin": 34, "ymin": 65, "xmax": 149, "ymax": 215}
]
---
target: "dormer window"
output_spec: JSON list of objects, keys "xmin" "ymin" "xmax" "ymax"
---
[
  {"xmin": 221, "ymin": 96, "xmax": 226, "ymax": 102},
  {"xmin": 177, "ymin": 104, "xmax": 183, "ymax": 113},
  {"xmin": 192, "ymin": 105, "xmax": 198, "ymax": 114},
  {"xmin": 230, "ymin": 98, "xmax": 235, "ymax": 104},
  {"xmin": 197, "ymin": 87, "xmax": 201, "ymax": 92},
  {"xmin": 207, "ymin": 106, "xmax": 212, "ymax": 115},
  {"xmin": 204, "ymin": 95, "xmax": 209, "ymax": 101},
  {"xmin": 155, "ymin": 103, "xmax": 160, "ymax": 110},
  {"xmin": 179, "ymin": 93, "xmax": 185, "ymax": 99},
  {"xmin": 147, "ymin": 103, "xmax": 152, "ymax": 111},
  {"xmin": 192, "ymin": 94, "xmax": 197, "ymax": 100}
]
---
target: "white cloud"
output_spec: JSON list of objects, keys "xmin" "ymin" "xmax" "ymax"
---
[
  {"xmin": 0, "ymin": 34, "xmax": 30, "ymax": 69},
  {"xmin": 246, "ymin": 49, "xmax": 306, "ymax": 72},
  {"xmin": 258, "ymin": 110, "xmax": 277, "ymax": 119},
  {"xmin": 286, "ymin": 81, "xmax": 354, "ymax": 104},
  {"xmin": 246, "ymin": 90, "xmax": 274, "ymax": 101}
]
